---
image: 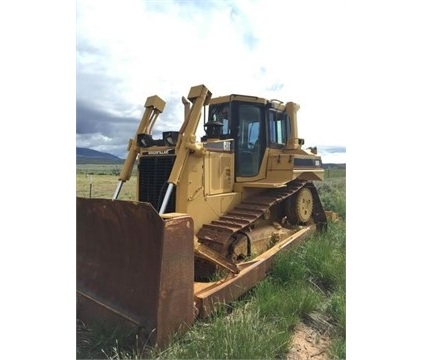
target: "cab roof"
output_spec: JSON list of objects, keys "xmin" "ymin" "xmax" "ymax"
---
[{"xmin": 210, "ymin": 94, "xmax": 287, "ymax": 112}]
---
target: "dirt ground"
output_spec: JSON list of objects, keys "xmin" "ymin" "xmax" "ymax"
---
[{"xmin": 286, "ymin": 322, "xmax": 331, "ymax": 360}]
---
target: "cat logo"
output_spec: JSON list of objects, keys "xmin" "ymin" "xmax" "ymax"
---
[{"xmin": 147, "ymin": 150, "xmax": 170, "ymax": 155}]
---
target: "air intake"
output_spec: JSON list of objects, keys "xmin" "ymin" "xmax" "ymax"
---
[{"xmin": 138, "ymin": 155, "xmax": 176, "ymax": 212}]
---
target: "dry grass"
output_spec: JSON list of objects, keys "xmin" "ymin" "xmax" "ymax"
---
[{"xmin": 76, "ymin": 173, "xmax": 138, "ymax": 200}]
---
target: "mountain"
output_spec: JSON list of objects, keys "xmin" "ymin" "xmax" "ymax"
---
[
  {"xmin": 76, "ymin": 146, "xmax": 346, "ymax": 167},
  {"xmin": 76, "ymin": 147, "xmax": 124, "ymax": 164}
]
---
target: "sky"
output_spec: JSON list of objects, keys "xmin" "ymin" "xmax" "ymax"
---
[{"xmin": 76, "ymin": 0, "xmax": 355, "ymax": 163}]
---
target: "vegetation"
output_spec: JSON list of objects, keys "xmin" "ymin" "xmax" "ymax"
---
[
  {"xmin": 315, "ymin": 177, "xmax": 346, "ymax": 221},
  {"xmin": 76, "ymin": 165, "xmax": 138, "ymax": 200},
  {"xmin": 76, "ymin": 164, "xmax": 346, "ymax": 359},
  {"xmin": 76, "ymin": 164, "xmax": 130, "ymax": 176}
]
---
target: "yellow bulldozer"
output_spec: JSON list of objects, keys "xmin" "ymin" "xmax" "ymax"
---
[{"xmin": 77, "ymin": 84, "xmax": 328, "ymax": 347}]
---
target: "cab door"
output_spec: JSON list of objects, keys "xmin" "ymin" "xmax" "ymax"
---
[{"xmin": 234, "ymin": 103, "xmax": 265, "ymax": 177}]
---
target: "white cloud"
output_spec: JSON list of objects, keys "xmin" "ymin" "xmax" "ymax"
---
[{"xmin": 76, "ymin": 0, "xmax": 429, "ymax": 161}]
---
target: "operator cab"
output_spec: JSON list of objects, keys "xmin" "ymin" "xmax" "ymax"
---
[{"xmin": 205, "ymin": 96, "xmax": 291, "ymax": 178}]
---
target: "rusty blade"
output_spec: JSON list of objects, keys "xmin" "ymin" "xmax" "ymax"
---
[{"xmin": 76, "ymin": 197, "xmax": 195, "ymax": 347}]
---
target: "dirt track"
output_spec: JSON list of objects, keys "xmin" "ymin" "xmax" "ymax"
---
[{"xmin": 286, "ymin": 322, "xmax": 331, "ymax": 360}]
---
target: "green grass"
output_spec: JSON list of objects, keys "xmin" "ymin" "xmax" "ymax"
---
[
  {"xmin": 77, "ymin": 320, "xmax": 138, "ymax": 360},
  {"xmin": 324, "ymin": 168, "xmax": 346, "ymax": 179},
  {"xmin": 250, "ymin": 280, "xmax": 321, "ymax": 326},
  {"xmin": 280, "ymin": 221, "xmax": 346, "ymax": 359},
  {"xmin": 147, "ymin": 306, "xmax": 291, "ymax": 359},
  {"xmin": 76, "ymin": 166, "xmax": 346, "ymax": 359},
  {"xmin": 316, "ymin": 177, "xmax": 346, "ymax": 220}
]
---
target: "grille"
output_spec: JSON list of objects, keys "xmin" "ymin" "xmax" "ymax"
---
[{"xmin": 138, "ymin": 155, "xmax": 176, "ymax": 212}]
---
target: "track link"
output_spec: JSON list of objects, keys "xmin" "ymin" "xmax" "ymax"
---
[{"xmin": 196, "ymin": 179, "xmax": 327, "ymax": 256}]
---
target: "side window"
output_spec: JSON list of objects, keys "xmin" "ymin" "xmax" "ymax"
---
[
  {"xmin": 269, "ymin": 111, "xmax": 276, "ymax": 144},
  {"xmin": 207, "ymin": 104, "xmax": 231, "ymax": 139},
  {"xmin": 269, "ymin": 110, "xmax": 290, "ymax": 147}
]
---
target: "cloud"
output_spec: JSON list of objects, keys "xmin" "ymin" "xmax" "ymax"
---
[
  {"xmin": 318, "ymin": 146, "xmax": 346, "ymax": 154},
  {"xmin": 76, "ymin": 0, "xmax": 352, "ymax": 158},
  {"xmin": 317, "ymin": 146, "xmax": 346, "ymax": 164},
  {"xmin": 76, "ymin": 100, "xmax": 136, "ymax": 136},
  {"xmin": 76, "ymin": 100, "xmax": 140, "ymax": 157}
]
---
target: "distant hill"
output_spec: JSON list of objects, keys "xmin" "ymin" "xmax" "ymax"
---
[
  {"xmin": 77, "ymin": 147, "xmax": 346, "ymax": 168},
  {"xmin": 76, "ymin": 147, "xmax": 124, "ymax": 164}
]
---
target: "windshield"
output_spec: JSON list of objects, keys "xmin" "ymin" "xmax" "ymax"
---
[{"xmin": 208, "ymin": 103, "xmax": 231, "ymax": 137}]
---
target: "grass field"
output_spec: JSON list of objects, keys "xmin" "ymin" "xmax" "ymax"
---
[
  {"xmin": 76, "ymin": 164, "xmax": 138, "ymax": 200},
  {"xmin": 76, "ymin": 164, "xmax": 346, "ymax": 359}
]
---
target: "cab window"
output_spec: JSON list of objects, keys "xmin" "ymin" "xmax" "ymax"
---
[
  {"xmin": 269, "ymin": 110, "xmax": 290, "ymax": 147},
  {"xmin": 236, "ymin": 104, "xmax": 263, "ymax": 177}
]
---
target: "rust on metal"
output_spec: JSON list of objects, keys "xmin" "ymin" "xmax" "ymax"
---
[{"xmin": 76, "ymin": 197, "xmax": 195, "ymax": 347}]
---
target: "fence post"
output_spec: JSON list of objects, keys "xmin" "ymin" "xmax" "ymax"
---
[{"xmin": 89, "ymin": 175, "xmax": 93, "ymax": 198}]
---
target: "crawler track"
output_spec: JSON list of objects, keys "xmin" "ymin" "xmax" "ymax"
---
[{"xmin": 197, "ymin": 179, "xmax": 327, "ymax": 256}]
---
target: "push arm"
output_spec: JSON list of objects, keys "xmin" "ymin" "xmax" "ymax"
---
[{"xmin": 113, "ymin": 95, "xmax": 166, "ymax": 200}]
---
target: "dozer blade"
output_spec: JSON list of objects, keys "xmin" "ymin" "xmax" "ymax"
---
[{"xmin": 76, "ymin": 197, "xmax": 195, "ymax": 347}]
